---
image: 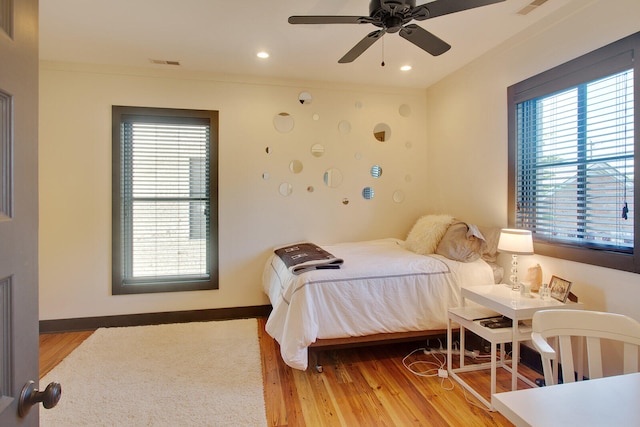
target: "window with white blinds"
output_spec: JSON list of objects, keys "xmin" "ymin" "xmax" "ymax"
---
[
  {"xmin": 516, "ymin": 69, "xmax": 634, "ymax": 252},
  {"xmin": 508, "ymin": 32, "xmax": 640, "ymax": 273},
  {"xmin": 112, "ymin": 107, "xmax": 218, "ymax": 294}
]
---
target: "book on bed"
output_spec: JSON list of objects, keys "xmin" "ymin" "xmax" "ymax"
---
[{"xmin": 274, "ymin": 242, "xmax": 344, "ymax": 275}]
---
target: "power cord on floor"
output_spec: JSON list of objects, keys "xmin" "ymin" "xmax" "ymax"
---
[
  {"xmin": 403, "ymin": 340, "xmax": 513, "ymax": 409},
  {"xmin": 421, "ymin": 340, "xmax": 480, "ymax": 359},
  {"xmin": 402, "ymin": 348, "xmax": 454, "ymax": 390},
  {"xmin": 402, "ymin": 348, "xmax": 441, "ymax": 378},
  {"xmin": 461, "ymin": 386, "xmax": 493, "ymax": 412}
]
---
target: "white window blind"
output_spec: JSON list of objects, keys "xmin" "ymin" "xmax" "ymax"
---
[
  {"xmin": 515, "ymin": 69, "xmax": 634, "ymax": 252},
  {"xmin": 120, "ymin": 117, "xmax": 211, "ymax": 283}
]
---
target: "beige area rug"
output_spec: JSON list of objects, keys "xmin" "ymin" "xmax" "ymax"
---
[{"xmin": 40, "ymin": 319, "xmax": 266, "ymax": 426}]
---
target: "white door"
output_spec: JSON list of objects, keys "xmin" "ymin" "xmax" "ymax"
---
[{"xmin": 0, "ymin": 1, "xmax": 57, "ymax": 425}]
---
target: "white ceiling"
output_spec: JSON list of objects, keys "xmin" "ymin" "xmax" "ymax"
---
[{"xmin": 39, "ymin": 0, "xmax": 571, "ymax": 89}]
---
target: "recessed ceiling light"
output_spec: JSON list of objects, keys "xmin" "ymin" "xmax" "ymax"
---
[
  {"xmin": 257, "ymin": 51, "xmax": 269, "ymax": 59},
  {"xmin": 400, "ymin": 65, "xmax": 412, "ymax": 71}
]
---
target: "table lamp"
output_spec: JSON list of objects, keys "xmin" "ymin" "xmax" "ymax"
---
[{"xmin": 497, "ymin": 228, "xmax": 534, "ymax": 290}]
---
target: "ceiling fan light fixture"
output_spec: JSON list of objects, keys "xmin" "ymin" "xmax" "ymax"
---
[
  {"xmin": 400, "ymin": 65, "xmax": 412, "ymax": 71},
  {"xmin": 257, "ymin": 51, "xmax": 270, "ymax": 59}
]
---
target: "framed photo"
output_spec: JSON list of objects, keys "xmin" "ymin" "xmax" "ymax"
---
[{"xmin": 549, "ymin": 275, "xmax": 572, "ymax": 303}]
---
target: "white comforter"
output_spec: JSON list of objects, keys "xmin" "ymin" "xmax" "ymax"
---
[{"xmin": 263, "ymin": 238, "xmax": 494, "ymax": 370}]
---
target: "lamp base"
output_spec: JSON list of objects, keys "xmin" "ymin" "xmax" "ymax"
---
[{"xmin": 510, "ymin": 254, "xmax": 520, "ymax": 290}]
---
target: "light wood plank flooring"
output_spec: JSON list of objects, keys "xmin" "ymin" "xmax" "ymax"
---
[
  {"xmin": 39, "ymin": 330, "xmax": 94, "ymax": 378},
  {"xmin": 40, "ymin": 318, "xmax": 534, "ymax": 426}
]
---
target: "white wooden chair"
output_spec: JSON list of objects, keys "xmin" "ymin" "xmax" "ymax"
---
[{"xmin": 531, "ymin": 309, "xmax": 640, "ymax": 386}]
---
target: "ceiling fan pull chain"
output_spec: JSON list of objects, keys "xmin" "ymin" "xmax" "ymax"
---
[{"xmin": 381, "ymin": 36, "xmax": 385, "ymax": 67}]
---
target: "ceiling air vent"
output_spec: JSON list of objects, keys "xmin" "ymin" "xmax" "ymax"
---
[
  {"xmin": 149, "ymin": 59, "xmax": 181, "ymax": 66},
  {"xmin": 517, "ymin": 0, "xmax": 548, "ymax": 15}
]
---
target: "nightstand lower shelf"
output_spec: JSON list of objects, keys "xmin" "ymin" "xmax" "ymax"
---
[{"xmin": 447, "ymin": 306, "xmax": 536, "ymax": 410}]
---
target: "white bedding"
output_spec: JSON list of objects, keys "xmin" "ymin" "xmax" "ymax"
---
[{"xmin": 263, "ymin": 238, "xmax": 494, "ymax": 370}]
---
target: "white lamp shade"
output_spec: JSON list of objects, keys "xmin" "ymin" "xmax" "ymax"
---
[{"xmin": 497, "ymin": 228, "xmax": 534, "ymax": 255}]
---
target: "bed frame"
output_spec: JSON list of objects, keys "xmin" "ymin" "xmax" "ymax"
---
[{"xmin": 308, "ymin": 329, "xmax": 449, "ymax": 373}]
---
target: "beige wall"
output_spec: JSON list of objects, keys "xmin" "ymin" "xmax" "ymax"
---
[
  {"xmin": 425, "ymin": 0, "xmax": 640, "ymax": 319},
  {"xmin": 38, "ymin": 64, "xmax": 430, "ymax": 320},
  {"xmin": 40, "ymin": 0, "xmax": 640, "ymax": 323}
]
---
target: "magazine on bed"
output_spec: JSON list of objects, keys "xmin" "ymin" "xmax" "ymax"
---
[{"xmin": 274, "ymin": 242, "xmax": 344, "ymax": 275}]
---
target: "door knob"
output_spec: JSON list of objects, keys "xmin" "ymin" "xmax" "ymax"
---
[{"xmin": 18, "ymin": 380, "xmax": 61, "ymax": 417}]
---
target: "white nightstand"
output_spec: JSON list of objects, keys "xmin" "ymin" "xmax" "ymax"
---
[{"xmin": 446, "ymin": 284, "xmax": 583, "ymax": 410}]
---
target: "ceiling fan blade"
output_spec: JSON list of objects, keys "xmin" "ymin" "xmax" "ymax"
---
[
  {"xmin": 338, "ymin": 29, "xmax": 386, "ymax": 64},
  {"xmin": 288, "ymin": 15, "xmax": 370, "ymax": 25},
  {"xmin": 399, "ymin": 24, "xmax": 450, "ymax": 56},
  {"xmin": 412, "ymin": 0, "xmax": 505, "ymax": 21}
]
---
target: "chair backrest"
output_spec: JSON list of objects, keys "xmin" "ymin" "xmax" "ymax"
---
[{"xmin": 531, "ymin": 309, "xmax": 640, "ymax": 386}]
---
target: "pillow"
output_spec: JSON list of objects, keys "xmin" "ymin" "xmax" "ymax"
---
[
  {"xmin": 404, "ymin": 214, "xmax": 454, "ymax": 255},
  {"xmin": 477, "ymin": 225, "xmax": 501, "ymax": 263},
  {"xmin": 486, "ymin": 262, "xmax": 504, "ymax": 284},
  {"xmin": 435, "ymin": 221, "xmax": 486, "ymax": 262}
]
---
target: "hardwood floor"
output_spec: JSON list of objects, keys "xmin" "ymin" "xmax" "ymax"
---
[
  {"xmin": 39, "ymin": 330, "xmax": 94, "ymax": 378},
  {"xmin": 40, "ymin": 319, "xmax": 535, "ymax": 426}
]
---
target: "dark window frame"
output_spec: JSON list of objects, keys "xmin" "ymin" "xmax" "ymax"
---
[
  {"xmin": 112, "ymin": 106, "xmax": 219, "ymax": 294},
  {"xmin": 507, "ymin": 32, "xmax": 640, "ymax": 273}
]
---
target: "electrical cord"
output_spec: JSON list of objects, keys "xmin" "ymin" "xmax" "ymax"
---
[
  {"xmin": 402, "ymin": 348, "xmax": 455, "ymax": 390},
  {"xmin": 403, "ymin": 340, "xmax": 512, "ymax": 410},
  {"xmin": 402, "ymin": 348, "xmax": 441, "ymax": 377}
]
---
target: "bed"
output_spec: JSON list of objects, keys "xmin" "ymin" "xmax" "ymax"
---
[{"xmin": 262, "ymin": 215, "xmax": 502, "ymax": 371}]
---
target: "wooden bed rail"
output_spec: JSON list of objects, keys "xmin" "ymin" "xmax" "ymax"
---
[{"xmin": 308, "ymin": 329, "xmax": 450, "ymax": 373}]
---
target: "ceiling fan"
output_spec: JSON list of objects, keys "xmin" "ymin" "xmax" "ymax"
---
[{"xmin": 288, "ymin": 0, "xmax": 505, "ymax": 63}]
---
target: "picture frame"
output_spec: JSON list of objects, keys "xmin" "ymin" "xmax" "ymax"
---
[{"xmin": 549, "ymin": 275, "xmax": 572, "ymax": 303}]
